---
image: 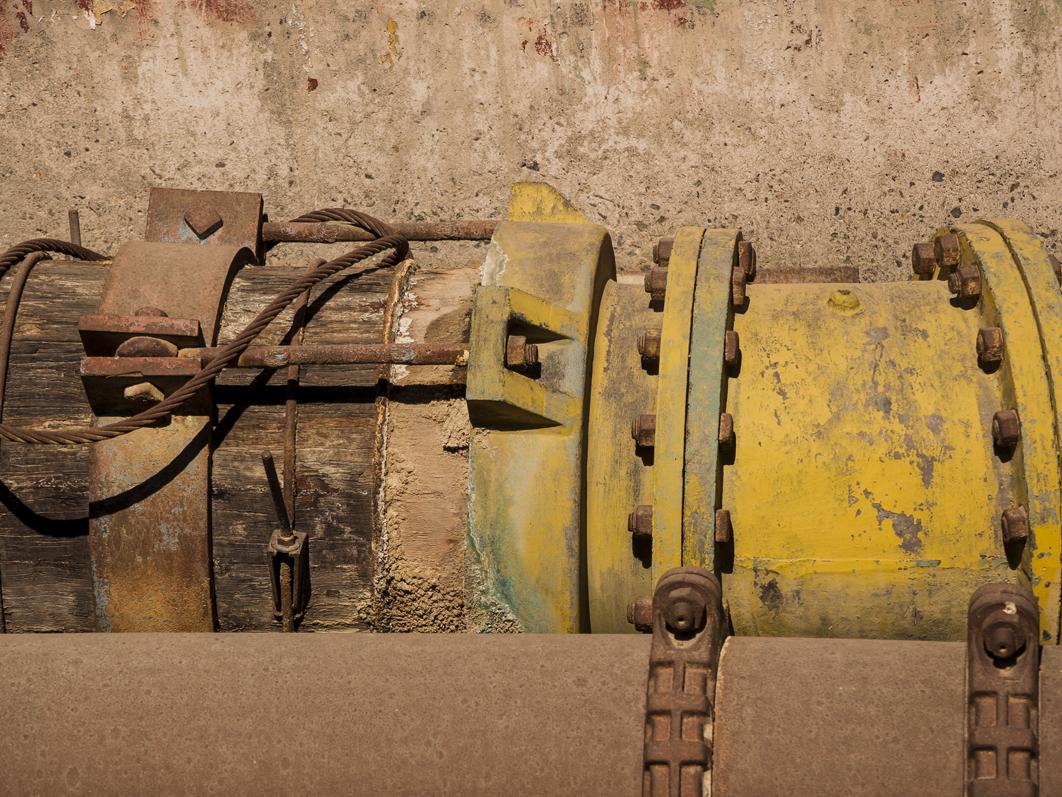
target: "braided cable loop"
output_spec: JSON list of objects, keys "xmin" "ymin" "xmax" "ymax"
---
[
  {"xmin": 0, "ymin": 239, "xmax": 108, "ymax": 279},
  {"xmin": 0, "ymin": 213, "xmax": 407, "ymax": 444}
]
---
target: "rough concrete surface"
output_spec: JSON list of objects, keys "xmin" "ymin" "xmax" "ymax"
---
[{"xmin": 1, "ymin": 0, "xmax": 1060, "ymax": 281}]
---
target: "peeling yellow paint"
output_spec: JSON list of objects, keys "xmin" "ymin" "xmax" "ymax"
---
[{"xmin": 381, "ymin": 17, "xmax": 401, "ymax": 67}]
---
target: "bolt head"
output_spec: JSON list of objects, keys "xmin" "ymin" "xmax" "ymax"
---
[
  {"xmin": 184, "ymin": 206, "xmax": 224, "ymax": 240},
  {"xmin": 631, "ymin": 413, "xmax": 656, "ymax": 448},
  {"xmin": 976, "ymin": 327, "xmax": 1005, "ymax": 365},
  {"xmin": 737, "ymin": 240, "xmax": 757, "ymax": 280},
  {"xmin": 645, "ymin": 267, "xmax": 668, "ymax": 303},
  {"xmin": 934, "ymin": 233, "xmax": 961, "ymax": 269},
  {"xmin": 1001, "ymin": 505, "xmax": 1030, "ymax": 544},
  {"xmin": 115, "ymin": 336, "xmax": 179, "ymax": 358},
  {"xmin": 664, "ymin": 587, "xmax": 707, "ymax": 635},
  {"xmin": 638, "ymin": 330, "xmax": 661, "ymax": 364},
  {"xmin": 628, "ymin": 505, "xmax": 653, "ymax": 540},
  {"xmin": 653, "ymin": 238, "xmax": 674, "ymax": 266},
  {"xmin": 723, "ymin": 330, "xmax": 740, "ymax": 368},
  {"xmin": 950, "ymin": 264, "xmax": 982, "ymax": 300},
  {"xmin": 123, "ymin": 381, "xmax": 164, "ymax": 404},
  {"xmin": 992, "ymin": 409, "xmax": 1021, "ymax": 448},
  {"xmin": 715, "ymin": 508, "xmax": 733, "ymax": 544},
  {"xmin": 718, "ymin": 412, "xmax": 735, "ymax": 449},
  {"xmin": 731, "ymin": 270, "xmax": 747, "ymax": 308},
  {"xmin": 627, "ymin": 597, "xmax": 653, "ymax": 633},
  {"xmin": 911, "ymin": 242, "xmax": 937, "ymax": 277}
]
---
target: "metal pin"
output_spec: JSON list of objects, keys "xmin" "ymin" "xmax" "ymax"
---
[{"xmin": 68, "ymin": 208, "xmax": 82, "ymax": 247}]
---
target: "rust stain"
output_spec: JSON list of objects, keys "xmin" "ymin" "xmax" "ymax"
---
[{"xmin": 178, "ymin": 0, "xmax": 254, "ymax": 24}]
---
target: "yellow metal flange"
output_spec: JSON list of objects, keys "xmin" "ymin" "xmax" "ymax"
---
[
  {"xmin": 466, "ymin": 183, "xmax": 615, "ymax": 633},
  {"xmin": 956, "ymin": 221, "xmax": 1062, "ymax": 642}
]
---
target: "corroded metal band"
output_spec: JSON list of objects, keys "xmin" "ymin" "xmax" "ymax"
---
[
  {"xmin": 643, "ymin": 566, "xmax": 726, "ymax": 797},
  {"xmin": 967, "ymin": 582, "xmax": 1040, "ymax": 796}
]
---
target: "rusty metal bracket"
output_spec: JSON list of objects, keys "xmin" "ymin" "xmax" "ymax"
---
[
  {"xmin": 967, "ymin": 582, "xmax": 1040, "ymax": 797},
  {"xmin": 262, "ymin": 450, "xmax": 309, "ymax": 631},
  {"xmin": 86, "ymin": 188, "xmax": 261, "ymax": 631},
  {"xmin": 643, "ymin": 566, "xmax": 726, "ymax": 797}
]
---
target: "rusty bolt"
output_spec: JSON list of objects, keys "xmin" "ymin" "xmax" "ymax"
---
[
  {"xmin": 976, "ymin": 327, "xmax": 1005, "ymax": 366},
  {"xmin": 1001, "ymin": 505, "xmax": 1030, "ymax": 544},
  {"xmin": 664, "ymin": 586, "xmax": 707, "ymax": 635},
  {"xmin": 653, "ymin": 238, "xmax": 674, "ymax": 266},
  {"xmin": 934, "ymin": 233, "xmax": 961, "ymax": 269},
  {"xmin": 731, "ymin": 269, "xmax": 747, "ymax": 308},
  {"xmin": 628, "ymin": 505, "xmax": 653, "ymax": 541},
  {"xmin": 737, "ymin": 240, "xmax": 757, "ymax": 280},
  {"xmin": 1050, "ymin": 254, "xmax": 1062, "ymax": 285},
  {"xmin": 718, "ymin": 412, "xmax": 735, "ymax": 449},
  {"xmin": 948, "ymin": 263, "xmax": 982, "ymax": 300},
  {"xmin": 631, "ymin": 413, "xmax": 656, "ymax": 449},
  {"xmin": 505, "ymin": 334, "xmax": 539, "ymax": 370},
  {"xmin": 135, "ymin": 306, "xmax": 168, "ymax": 318},
  {"xmin": 723, "ymin": 330, "xmax": 740, "ymax": 368},
  {"xmin": 638, "ymin": 330, "xmax": 661, "ymax": 364},
  {"xmin": 715, "ymin": 508, "xmax": 733, "ymax": 544},
  {"xmin": 626, "ymin": 597, "xmax": 653, "ymax": 633},
  {"xmin": 911, "ymin": 242, "xmax": 937, "ymax": 277},
  {"xmin": 115, "ymin": 336, "xmax": 179, "ymax": 358},
  {"xmin": 645, "ymin": 267, "xmax": 668, "ymax": 303},
  {"xmin": 123, "ymin": 382, "xmax": 164, "ymax": 404},
  {"xmin": 992, "ymin": 409, "xmax": 1022, "ymax": 448},
  {"xmin": 184, "ymin": 206, "xmax": 224, "ymax": 240}
]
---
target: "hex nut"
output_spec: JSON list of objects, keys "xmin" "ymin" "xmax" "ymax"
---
[
  {"xmin": 737, "ymin": 240, "xmax": 757, "ymax": 280},
  {"xmin": 911, "ymin": 242, "xmax": 937, "ymax": 277},
  {"xmin": 628, "ymin": 505, "xmax": 653, "ymax": 540},
  {"xmin": 1001, "ymin": 505, "xmax": 1030, "ymax": 544},
  {"xmin": 631, "ymin": 413, "xmax": 657, "ymax": 449},
  {"xmin": 982, "ymin": 618, "xmax": 1025, "ymax": 661},
  {"xmin": 653, "ymin": 238, "xmax": 674, "ymax": 266},
  {"xmin": 934, "ymin": 233, "xmax": 961, "ymax": 269},
  {"xmin": 638, "ymin": 330, "xmax": 662, "ymax": 364},
  {"xmin": 718, "ymin": 412, "xmax": 735, "ymax": 449},
  {"xmin": 992, "ymin": 409, "xmax": 1021, "ymax": 448},
  {"xmin": 626, "ymin": 597, "xmax": 653, "ymax": 633},
  {"xmin": 731, "ymin": 270, "xmax": 747, "ymax": 308},
  {"xmin": 645, "ymin": 268, "xmax": 668, "ymax": 303},
  {"xmin": 976, "ymin": 327, "xmax": 1005, "ymax": 366},
  {"xmin": 723, "ymin": 330, "xmax": 740, "ymax": 369},
  {"xmin": 948, "ymin": 263, "xmax": 982, "ymax": 300},
  {"xmin": 505, "ymin": 334, "xmax": 539, "ymax": 370},
  {"xmin": 715, "ymin": 508, "xmax": 733, "ymax": 544}
]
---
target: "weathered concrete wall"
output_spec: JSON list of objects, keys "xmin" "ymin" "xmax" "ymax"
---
[{"xmin": 1, "ymin": 0, "xmax": 1061, "ymax": 279}]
